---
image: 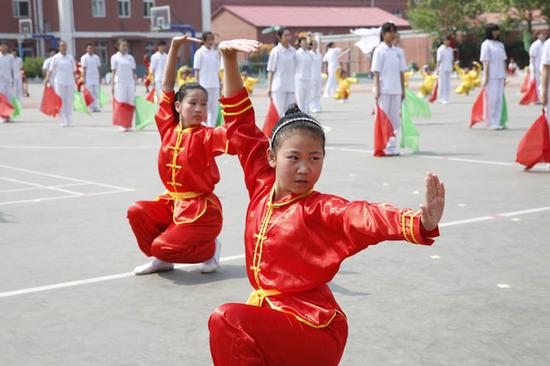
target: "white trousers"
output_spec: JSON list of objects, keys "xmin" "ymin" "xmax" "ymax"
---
[
  {"xmin": 14, "ymin": 75, "xmax": 23, "ymax": 101},
  {"xmin": 485, "ymin": 78, "xmax": 504, "ymax": 129},
  {"xmin": 271, "ymin": 91, "xmax": 295, "ymax": 117},
  {"xmin": 205, "ymin": 87, "xmax": 220, "ymax": 127},
  {"xmin": 378, "ymin": 94, "xmax": 402, "ymax": 154},
  {"xmin": 155, "ymin": 80, "xmax": 163, "ymax": 103},
  {"xmin": 323, "ymin": 69, "xmax": 338, "ymax": 97},
  {"xmin": 438, "ymin": 71, "xmax": 451, "ymax": 103},
  {"xmin": 55, "ymin": 84, "xmax": 75, "ymax": 126},
  {"xmin": 85, "ymin": 81, "xmax": 99, "ymax": 110},
  {"xmin": 295, "ymin": 80, "xmax": 311, "ymax": 114},
  {"xmin": 114, "ymin": 81, "xmax": 135, "ymax": 105},
  {"xmin": 0, "ymin": 78, "xmax": 14, "ymax": 101},
  {"xmin": 309, "ymin": 79, "xmax": 322, "ymax": 112}
]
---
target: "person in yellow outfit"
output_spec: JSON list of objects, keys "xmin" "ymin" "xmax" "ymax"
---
[
  {"xmin": 454, "ymin": 61, "xmax": 482, "ymax": 95},
  {"xmin": 418, "ymin": 65, "xmax": 437, "ymax": 97},
  {"xmin": 404, "ymin": 70, "xmax": 414, "ymax": 88},
  {"xmin": 241, "ymin": 71, "xmax": 258, "ymax": 94},
  {"xmin": 177, "ymin": 65, "xmax": 196, "ymax": 87},
  {"xmin": 334, "ymin": 67, "xmax": 357, "ymax": 102}
]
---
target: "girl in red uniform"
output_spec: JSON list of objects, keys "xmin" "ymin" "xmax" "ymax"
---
[
  {"xmin": 208, "ymin": 39, "xmax": 446, "ymax": 365},
  {"xmin": 127, "ymin": 36, "xmax": 231, "ymax": 275}
]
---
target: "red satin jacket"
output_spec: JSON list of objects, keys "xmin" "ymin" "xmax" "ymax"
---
[
  {"xmin": 220, "ymin": 88, "xmax": 439, "ymax": 328},
  {"xmin": 155, "ymin": 91, "xmax": 230, "ymax": 224}
]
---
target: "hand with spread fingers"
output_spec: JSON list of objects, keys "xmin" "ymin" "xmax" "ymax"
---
[
  {"xmin": 171, "ymin": 35, "xmax": 202, "ymax": 47},
  {"xmin": 218, "ymin": 39, "xmax": 262, "ymax": 55},
  {"xmin": 420, "ymin": 172, "xmax": 445, "ymax": 231}
]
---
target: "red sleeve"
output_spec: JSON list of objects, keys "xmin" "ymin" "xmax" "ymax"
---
[
  {"xmin": 155, "ymin": 91, "xmax": 177, "ymax": 138},
  {"xmin": 219, "ymin": 88, "xmax": 274, "ymax": 199},
  {"xmin": 206, "ymin": 125, "xmax": 236, "ymax": 157},
  {"xmin": 316, "ymin": 196, "xmax": 439, "ymax": 258}
]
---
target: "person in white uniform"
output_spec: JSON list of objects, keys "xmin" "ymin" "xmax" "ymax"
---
[
  {"xmin": 294, "ymin": 36, "xmax": 313, "ymax": 114},
  {"xmin": 0, "ymin": 41, "xmax": 15, "ymax": 123},
  {"xmin": 267, "ymin": 29, "xmax": 296, "ymax": 117},
  {"xmin": 436, "ymin": 35, "xmax": 454, "ymax": 104},
  {"xmin": 10, "ymin": 49, "xmax": 23, "ymax": 102},
  {"xmin": 80, "ymin": 43, "xmax": 101, "ymax": 112},
  {"xmin": 529, "ymin": 32, "xmax": 547, "ymax": 101},
  {"xmin": 193, "ymin": 32, "xmax": 220, "ymax": 127},
  {"xmin": 150, "ymin": 40, "xmax": 168, "ymax": 102},
  {"xmin": 111, "ymin": 38, "xmax": 136, "ymax": 131},
  {"xmin": 45, "ymin": 40, "xmax": 77, "ymax": 127},
  {"xmin": 42, "ymin": 48, "xmax": 58, "ymax": 81},
  {"xmin": 480, "ymin": 23, "xmax": 507, "ymax": 130},
  {"xmin": 323, "ymin": 42, "xmax": 341, "ymax": 98},
  {"xmin": 541, "ymin": 37, "xmax": 550, "ymax": 125},
  {"xmin": 371, "ymin": 23, "xmax": 408, "ymax": 155},
  {"xmin": 309, "ymin": 39, "xmax": 323, "ymax": 113}
]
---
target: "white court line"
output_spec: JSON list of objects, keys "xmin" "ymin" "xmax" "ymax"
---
[
  {"xmin": 1, "ymin": 205, "xmax": 550, "ymax": 299},
  {"xmin": 0, "ymin": 145, "xmax": 158, "ymax": 150},
  {"xmin": 0, "ymin": 164, "xmax": 134, "ymax": 192},
  {"xmin": 0, "ymin": 189, "xmax": 134, "ymax": 206},
  {"xmin": 0, "ymin": 182, "xmax": 89, "ymax": 194},
  {"xmin": 1, "ymin": 177, "xmax": 83, "ymax": 196},
  {"xmin": 326, "ymin": 146, "xmax": 515, "ymax": 167}
]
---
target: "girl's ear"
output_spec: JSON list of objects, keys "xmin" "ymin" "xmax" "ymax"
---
[
  {"xmin": 174, "ymin": 100, "xmax": 181, "ymax": 114},
  {"xmin": 267, "ymin": 148, "xmax": 277, "ymax": 168}
]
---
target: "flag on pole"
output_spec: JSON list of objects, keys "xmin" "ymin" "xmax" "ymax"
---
[
  {"xmin": 112, "ymin": 99, "xmax": 135, "ymax": 128},
  {"xmin": 373, "ymin": 104, "xmax": 395, "ymax": 157},
  {"xmin": 516, "ymin": 113, "xmax": 550, "ymax": 170},
  {"xmin": 520, "ymin": 69, "xmax": 531, "ymax": 93},
  {"xmin": 0, "ymin": 93, "xmax": 14, "ymax": 119},
  {"xmin": 134, "ymin": 96, "xmax": 157, "ymax": 129},
  {"xmin": 400, "ymin": 103, "xmax": 420, "ymax": 153},
  {"xmin": 146, "ymin": 88, "xmax": 156, "ymax": 103},
  {"xmin": 519, "ymin": 79, "xmax": 539, "ymax": 105},
  {"xmin": 404, "ymin": 88, "xmax": 431, "ymax": 118},
  {"xmin": 98, "ymin": 87, "xmax": 109, "ymax": 108},
  {"xmin": 500, "ymin": 93, "xmax": 508, "ymax": 128},
  {"xmin": 40, "ymin": 86, "xmax": 62, "ymax": 118},
  {"xmin": 470, "ymin": 88, "xmax": 486, "ymax": 128},
  {"xmin": 82, "ymin": 86, "xmax": 95, "ymax": 106},
  {"xmin": 428, "ymin": 80, "xmax": 438, "ymax": 103},
  {"xmin": 73, "ymin": 91, "xmax": 91, "ymax": 114},
  {"xmin": 11, "ymin": 97, "xmax": 21, "ymax": 120},
  {"xmin": 262, "ymin": 99, "xmax": 279, "ymax": 137}
]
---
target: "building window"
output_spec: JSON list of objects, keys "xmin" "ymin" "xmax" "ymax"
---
[
  {"xmin": 143, "ymin": 0, "xmax": 155, "ymax": 17},
  {"xmin": 117, "ymin": 0, "xmax": 131, "ymax": 18},
  {"xmin": 393, "ymin": 9, "xmax": 403, "ymax": 17},
  {"xmin": 12, "ymin": 0, "xmax": 31, "ymax": 17},
  {"xmin": 92, "ymin": 0, "xmax": 106, "ymax": 17}
]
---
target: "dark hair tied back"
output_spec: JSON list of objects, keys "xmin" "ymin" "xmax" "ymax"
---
[{"xmin": 270, "ymin": 104, "xmax": 326, "ymax": 153}]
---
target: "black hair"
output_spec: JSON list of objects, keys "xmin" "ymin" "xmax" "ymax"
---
[
  {"xmin": 270, "ymin": 104, "xmax": 325, "ymax": 153},
  {"xmin": 10, "ymin": 48, "xmax": 18, "ymax": 55},
  {"xmin": 380, "ymin": 22, "xmax": 397, "ymax": 42},
  {"xmin": 48, "ymin": 47, "xmax": 58, "ymax": 54},
  {"xmin": 445, "ymin": 35, "xmax": 453, "ymax": 41},
  {"xmin": 175, "ymin": 82, "xmax": 208, "ymax": 105},
  {"xmin": 202, "ymin": 31, "xmax": 214, "ymax": 43},
  {"xmin": 274, "ymin": 28, "xmax": 290, "ymax": 45},
  {"xmin": 485, "ymin": 23, "xmax": 500, "ymax": 40},
  {"xmin": 296, "ymin": 36, "xmax": 307, "ymax": 47},
  {"xmin": 157, "ymin": 40, "xmax": 166, "ymax": 46},
  {"xmin": 326, "ymin": 42, "xmax": 334, "ymax": 51}
]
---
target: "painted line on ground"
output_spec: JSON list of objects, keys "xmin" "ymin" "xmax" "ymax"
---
[{"xmin": 0, "ymin": 145, "xmax": 159, "ymax": 150}]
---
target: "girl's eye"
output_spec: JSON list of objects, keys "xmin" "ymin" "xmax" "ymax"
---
[
  {"xmin": 310, "ymin": 157, "xmax": 320, "ymax": 161},
  {"xmin": 286, "ymin": 155, "xmax": 298, "ymax": 160}
]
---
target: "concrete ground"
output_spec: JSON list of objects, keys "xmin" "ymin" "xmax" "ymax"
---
[{"xmin": 1, "ymin": 78, "xmax": 549, "ymax": 365}]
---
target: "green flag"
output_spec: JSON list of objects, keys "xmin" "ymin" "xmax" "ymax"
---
[
  {"xmin": 73, "ymin": 91, "xmax": 90, "ymax": 114},
  {"xmin": 404, "ymin": 88, "xmax": 431, "ymax": 118},
  {"xmin": 500, "ymin": 93, "xmax": 508, "ymax": 128},
  {"xmin": 135, "ymin": 96, "xmax": 158, "ymax": 129},
  {"xmin": 98, "ymin": 87, "xmax": 109, "ymax": 108},
  {"xmin": 216, "ymin": 104, "xmax": 223, "ymax": 127},
  {"xmin": 523, "ymin": 29, "xmax": 532, "ymax": 53},
  {"xmin": 400, "ymin": 103, "xmax": 420, "ymax": 153},
  {"xmin": 11, "ymin": 97, "xmax": 21, "ymax": 120}
]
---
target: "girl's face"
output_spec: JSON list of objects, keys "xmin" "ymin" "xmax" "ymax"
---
[
  {"xmin": 280, "ymin": 30, "xmax": 291, "ymax": 46},
  {"xmin": 59, "ymin": 42, "xmax": 67, "ymax": 54},
  {"xmin": 204, "ymin": 34, "xmax": 215, "ymax": 48},
  {"xmin": 383, "ymin": 30, "xmax": 396, "ymax": 44},
  {"xmin": 119, "ymin": 42, "xmax": 128, "ymax": 53},
  {"xmin": 175, "ymin": 89, "xmax": 208, "ymax": 128},
  {"xmin": 268, "ymin": 131, "xmax": 324, "ymax": 199},
  {"xmin": 492, "ymin": 30, "xmax": 500, "ymax": 39}
]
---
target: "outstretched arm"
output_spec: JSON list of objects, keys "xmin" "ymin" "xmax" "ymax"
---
[
  {"xmin": 163, "ymin": 35, "xmax": 202, "ymax": 93},
  {"xmin": 420, "ymin": 172, "xmax": 445, "ymax": 231},
  {"xmin": 219, "ymin": 39, "xmax": 261, "ymax": 96}
]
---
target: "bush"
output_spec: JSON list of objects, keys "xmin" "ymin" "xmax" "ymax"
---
[{"xmin": 23, "ymin": 57, "xmax": 45, "ymax": 79}]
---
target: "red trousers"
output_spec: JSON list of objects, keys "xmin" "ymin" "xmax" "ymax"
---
[
  {"xmin": 209, "ymin": 303, "xmax": 348, "ymax": 366},
  {"xmin": 127, "ymin": 200, "xmax": 222, "ymax": 263}
]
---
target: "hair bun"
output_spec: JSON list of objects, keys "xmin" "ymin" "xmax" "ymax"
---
[{"xmin": 285, "ymin": 103, "xmax": 302, "ymax": 116}]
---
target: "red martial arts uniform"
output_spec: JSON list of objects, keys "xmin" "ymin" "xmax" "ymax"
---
[
  {"xmin": 209, "ymin": 88, "xmax": 440, "ymax": 365},
  {"xmin": 127, "ymin": 91, "xmax": 230, "ymax": 263}
]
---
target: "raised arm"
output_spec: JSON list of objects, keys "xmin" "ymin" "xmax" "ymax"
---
[{"xmin": 163, "ymin": 36, "xmax": 202, "ymax": 93}]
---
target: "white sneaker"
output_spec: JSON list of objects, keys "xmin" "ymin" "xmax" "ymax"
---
[
  {"xmin": 200, "ymin": 239, "xmax": 221, "ymax": 273},
  {"xmin": 133, "ymin": 258, "xmax": 174, "ymax": 275}
]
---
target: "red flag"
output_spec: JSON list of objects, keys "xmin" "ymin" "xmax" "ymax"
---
[
  {"xmin": 262, "ymin": 99, "xmax": 279, "ymax": 137},
  {"xmin": 40, "ymin": 86, "xmax": 62, "ymax": 118},
  {"xmin": 519, "ymin": 79, "xmax": 539, "ymax": 105},
  {"xmin": 520, "ymin": 70, "xmax": 530, "ymax": 93},
  {"xmin": 82, "ymin": 86, "xmax": 95, "ymax": 107},
  {"xmin": 146, "ymin": 88, "xmax": 156, "ymax": 103},
  {"xmin": 373, "ymin": 104, "xmax": 395, "ymax": 157},
  {"xmin": 0, "ymin": 93, "xmax": 14, "ymax": 119},
  {"xmin": 112, "ymin": 99, "xmax": 135, "ymax": 128},
  {"xmin": 470, "ymin": 88, "xmax": 486, "ymax": 128},
  {"xmin": 516, "ymin": 114, "xmax": 550, "ymax": 170},
  {"xmin": 428, "ymin": 80, "xmax": 438, "ymax": 103}
]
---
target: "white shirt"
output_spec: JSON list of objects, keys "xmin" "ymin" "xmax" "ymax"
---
[
  {"xmin": 529, "ymin": 39, "xmax": 543, "ymax": 74},
  {"xmin": 110, "ymin": 52, "xmax": 136, "ymax": 83},
  {"xmin": 310, "ymin": 50, "xmax": 323, "ymax": 81},
  {"xmin": 323, "ymin": 47, "xmax": 341, "ymax": 73},
  {"xmin": 193, "ymin": 45, "xmax": 220, "ymax": 89},
  {"xmin": 150, "ymin": 51, "xmax": 168, "ymax": 82},
  {"xmin": 267, "ymin": 43, "xmax": 296, "ymax": 92},
  {"xmin": 295, "ymin": 48, "xmax": 313, "ymax": 81},
  {"xmin": 480, "ymin": 39, "xmax": 507, "ymax": 79},
  {"xmin": 371, "ymin": 42, "xmax": 408, "ymax": 95},
  {"xmin": 541, "ymin": 39, "xmax": 550, "ymax": 93},
  {"xmin": 80, "ymin": 53, "xmax": 101, "ymax": 84},
  {"xmin": 0, "ymin": 53, "xmax": 15, "ymax": 83},
  {"xmin": 49, "ymin": 53, "xmax": 76, "ymax": 86},
  {"xmin": 436, "ymin": 45, "xmax": 454, "ymax": 72}
]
